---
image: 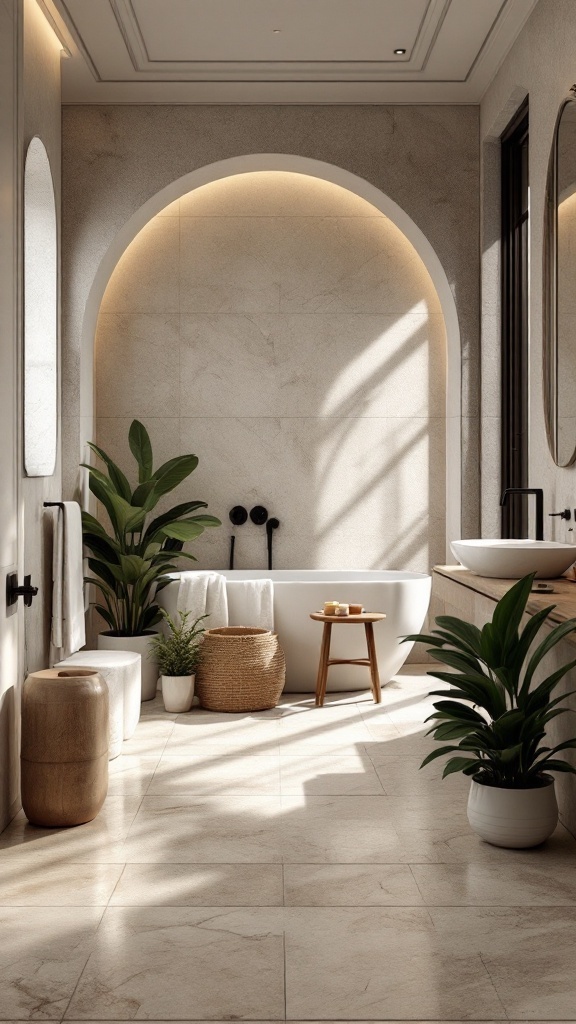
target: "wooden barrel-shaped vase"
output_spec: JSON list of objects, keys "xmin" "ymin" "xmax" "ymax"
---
[{"xmin": 21, "ymin": 668, "xmax": 109, "ymax": 827}]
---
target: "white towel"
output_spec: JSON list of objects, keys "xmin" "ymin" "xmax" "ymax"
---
[
  {"xmin": 236, "ymin": 579, "xmax": 274, "ymax": 631},
  {"xmin": 177, "ymin": 571, "xmax": 229, "ymax": 628},
  {"xmin": 51, "ymin": 501, "xmax": 86, "ymax": 658}
]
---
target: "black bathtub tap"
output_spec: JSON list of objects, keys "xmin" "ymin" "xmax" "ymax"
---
[
  {"xmin": 228, "ymin": 506, "xmax": 248, "ymax": 569},
  {"xmin": 266, "ymin": 518, "xmax": 280, "ymax": 570}
]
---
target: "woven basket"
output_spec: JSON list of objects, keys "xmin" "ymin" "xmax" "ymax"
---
[{"xmin": 196, "ymin": 627, "xmax": 286, "ymax": 712}]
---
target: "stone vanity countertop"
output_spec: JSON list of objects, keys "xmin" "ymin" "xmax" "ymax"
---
[{"xmin": 434, "ymin": 565, "xmax": 576, "ymax": 640}]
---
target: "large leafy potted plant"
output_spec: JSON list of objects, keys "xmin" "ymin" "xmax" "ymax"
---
[
  {"xmin": 150, "ymin": 611, "xmax": 206, "ymax": 713},
  {"xmin": 82, "ymin": 420, "xmax": 220, "ymax": 700},
  {"xmin": 405, "ymin": 573, "xmax": 576, "ymax": 848}
]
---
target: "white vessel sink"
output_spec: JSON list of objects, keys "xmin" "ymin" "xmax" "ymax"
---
[{"xmin": 450, "ymin": 539, "xmax": 576, "ymax": 579}]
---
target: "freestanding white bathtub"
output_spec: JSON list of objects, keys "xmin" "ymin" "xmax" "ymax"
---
[{"xmin": 159, "ymin": 570, "xmax": 431, "ymax": 693}]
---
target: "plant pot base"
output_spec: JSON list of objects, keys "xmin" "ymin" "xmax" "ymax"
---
[
  {"xmin": 467, "ymin": 778, "xmax": 558, "ymax": 849},
  {"xmin": 161, "ymin": 675, "xmax": 195, "ymax": 713},
  {"xmin": 98, "ymin": 633, "xmax": 159, "ymax": 702}
]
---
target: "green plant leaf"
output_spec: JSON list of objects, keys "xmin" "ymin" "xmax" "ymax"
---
[
  {"xmin": 83, "ymin": 532, "xmax": 121, "ymax": 564},
  {"xmin": 87, "ymin": 443, "xmax": 132, "ymax": 501},
  {"xmin": 129, "ymin": 420, "xmax": 153, "ymax": 482},
  {"xmin": 87, "ymin": 557, "xmax": 117, "ymax": 590},
  {"xmin": 185, "ymin": 514, "xmax": 221, "ymax": 528},
  {"xmin": 430, "ymin": 648, "xmax": 488, "ymax": 676},
  {"xmin": 492, "ymin": 573, "xmax": 535, "ymax": 658},
  {"xmin": 529, "ymin": 759, "xmax": 576, "ymax": 775},
  {"xmin": 430, "ymin": 700, "xmax": 486, "ymax": 723},
  {"xmin": 149, "ymin": 455, "xmax": 199, "ymax": 500},
  {"xmin": 161, "ymin": 521, "xmax": 205, "ymax": 542},
  {"xmin": 442, "ymin": 756, "xmax": 480, "ymax": 778},
  {"xmin": 142, "ymin": 501, "xmax": 208, "ymax": 545},
  {"xmin": 420, "ymin": 744, "xmax": 464, "ymax": 768},
  {"xmin": 81, "ymin": 511, "xmax": 114, "ymax": 542},
  {"xmin": 95, "ymin": 604, "xmax": 116, "ymax": 629},
  {"xmin": 401, "ymin": 633, "xmax": 446, "ymax": 647},
  {"xmin": 118, "ymin": 554, "xmax": 147, "ymax": 583},
  {"xmin": 131, "ymin": 480, "xmax": 156, "ymax": 508},
  {"xmin": 521, "ymin": 618, "xmax": 576, "ymax": 697},
  {"xmin": 434, "ymin": 615, "xmax": 483, "ymax": 655},
  {"xmin": 430, "ymin": 721, "xmax": 478, "ymax": 740}
]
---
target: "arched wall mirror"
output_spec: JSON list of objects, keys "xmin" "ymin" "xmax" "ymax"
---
[
  {"xmin": 544, "ymin": 88, "xmax": 576, "ymax": 467},
  {"xmin": 24, "ymin": 136, "xmax": 57, "ymax": 477}
]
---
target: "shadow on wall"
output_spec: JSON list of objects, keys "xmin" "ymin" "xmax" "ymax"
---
[{"xmin": 93, "ymin": 172, "xmax": 447, "ymax": 574}]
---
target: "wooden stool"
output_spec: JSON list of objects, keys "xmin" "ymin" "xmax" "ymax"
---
[{"xmin": 309, "ymin": 612, "xmax": 386, "ymax": 707}]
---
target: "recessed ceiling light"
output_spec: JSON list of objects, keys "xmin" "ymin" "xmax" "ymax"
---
[
  {"xmin": 394, "ymin": 48, "xmax": 406, "ymax": 55},
  {"xmin": 273, "ymin": 28, "xmax": 281, "ymax": 33}
]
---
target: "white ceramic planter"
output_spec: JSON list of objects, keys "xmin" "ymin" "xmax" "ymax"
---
[
  {"xmin": 467, "ymin": 777, "xmax": 558, "ymax": 848},
  {"xmin": 161, "ymin": 674, "xmax": 195, "ymax": 713},
  {"xmin": 98, "ymin": 632, "xmax": 159, "ymax": 702}
]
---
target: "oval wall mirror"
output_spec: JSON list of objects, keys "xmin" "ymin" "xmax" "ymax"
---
[
  {"xmin": 544, "ymin": 88, "xmax": 576, "ymax": 466},
  {"xmin": 24, "ymin": 136, "xmax": 57, "ymax": 477}
]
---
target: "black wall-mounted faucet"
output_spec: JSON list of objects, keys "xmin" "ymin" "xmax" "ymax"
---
[
  {"xmin": 266, "ymin": 518, "xmax": 280, "ymax": 570},
  {"xmin": 500, "ymin": 488, "xmax": 544, "ymax": 541},
  {"xmin": 228, "ymin": 506, "xmax": 248, "ymax": 569}
]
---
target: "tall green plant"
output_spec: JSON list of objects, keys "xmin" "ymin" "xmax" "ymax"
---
[
  {"xmin": 82, "ymin": 420, "xmax": 220, "ymax": 636},
  {"xmin": 404, "ymin": 573, "xmax": 576, "ymax": 787}
]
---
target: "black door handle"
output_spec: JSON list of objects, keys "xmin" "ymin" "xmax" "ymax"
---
[{"xmin": 6, "ymin": 573, "xmax": 39, "ymax": 607}]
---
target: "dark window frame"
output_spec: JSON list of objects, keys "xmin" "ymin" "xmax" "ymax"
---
[{"xmin": 501, "ymin": 98, "xmax": 529, "ymax": 538}]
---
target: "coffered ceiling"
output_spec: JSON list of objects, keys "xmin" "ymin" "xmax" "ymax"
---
[{"xmin": 43, "ymin": 0, "xmax": 539, "ymax": 104}]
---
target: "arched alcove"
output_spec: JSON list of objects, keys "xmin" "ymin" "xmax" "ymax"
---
[
  {"xmin": 81, "ymin": 155, "xmax": 461, "ymax": 556},
  {"xmin": 24, "ymin": 136, "xmax": 57, "ymax": 477}
]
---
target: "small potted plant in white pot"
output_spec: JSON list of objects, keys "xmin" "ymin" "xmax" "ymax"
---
[
  {"xmin": 404, "ymin": 572, "xmax": 576, "ymax": 848},
  {"xmin": 150, "ymin": 611, "xmax": 206, "ymax": 713}
]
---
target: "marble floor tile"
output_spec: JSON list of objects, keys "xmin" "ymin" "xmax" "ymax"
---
[
  {"xmin": 283, "ymin": 863, "xmax": 424, "ymax": 906},
  {"xmin": 279, "ymin": 752, "xmax": 385, "ymax": 795},
  {"xmin": 439, "ymin": 822, "xmax": 576, "ymax": 864},
  {"xmin": 138, "ymin": 693, "xmax": 177, "ymax": 719},
  {"xmin": 4, "ymin": 671, "xmax": 576, "ymax": 1022},
  {"xmin": 429, "ymin": 906, "xmax": 576, "ymax": 1019},
  {"xmin": 106, "ymin": 756, "xmax": 160, "ymax": 797},
  {"xmin": 284, "ymin": 907, "xmax": 506, "ymax": 1019},
  {"xmin": 164, "ymin": 721, "xmax": 281, "ymax": 757},
  {"xmin": 0, "ymin": 799, "xmax": 143, "ymax": 863},
  {"xmin": 276, "ymin": 717, "xmax": 373, "ymax": 744},
  {"xmin": 279, "ymin": 794, "xmax": 411, "ymax": 863},
  {"xmin": 363, "ymin": 732, "xmax": 437, "ymax": 758},
  {"xmin": 65, "ymin": 907, "xmax": 285, "ymax": 1020},
  {"xmin": 121, "ymin": 719, "xmax": 175, "ymax": 756},
  {"xmin": 0, "ymin": 861, "xmax": 124, "ymax": 906},
  {"xmin": 277, "ymin": 734, "xmax": 371, "ymax": 754},
  {"xmin": 110, "ymin": 863, "xmax": 284, "ymax": 906},
  {"xmin": 411, "ymin": 861, "xmax": 576, "ymax": 905},
  {"xmin": 122, "ymin": 795, "xmax": 284, "ymax": 863},
  {"xmin": 0, "ymin": 906, "xmax": 102, "ymax": 1019},
  {"xmin": 148, "ymin": 755, "xmax": 281, "ymax": 795}
]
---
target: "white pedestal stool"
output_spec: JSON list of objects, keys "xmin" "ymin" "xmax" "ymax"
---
[{"xmin": 54, "ymin": 650, "xmax": 141, "ymax": 759}]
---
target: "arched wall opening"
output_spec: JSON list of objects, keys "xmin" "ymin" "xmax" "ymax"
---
[{"xmin": 82, "ymin": 155, "xmax": 461, "ymax": 563}]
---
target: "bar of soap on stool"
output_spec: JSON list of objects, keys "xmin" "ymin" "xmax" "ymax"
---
[{"xmin": 335, "ymin": 604, "xmax": 349, "ymax": 616}]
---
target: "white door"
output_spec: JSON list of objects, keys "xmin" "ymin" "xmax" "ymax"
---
[{"xmin": 0, "ymin": 0, "xmax": 24, "ymax": 831}]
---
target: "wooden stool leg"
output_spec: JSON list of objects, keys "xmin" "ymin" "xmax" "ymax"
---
[
  {"xmin": 364, "ymin": 622, "xmax": 382, "ymax": 704},
  {"xmin": 315, "ymin": 622, "xmax": 332, "ymax": 707}
]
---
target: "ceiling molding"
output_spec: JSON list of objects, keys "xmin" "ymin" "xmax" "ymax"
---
[{"xmin": 54, "ymin": 0, "xmax": 541, "ymax": 103}]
